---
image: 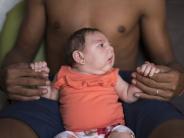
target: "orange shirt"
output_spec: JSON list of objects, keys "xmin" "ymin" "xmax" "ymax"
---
[{"xmin": 54, "ymin": 66, "xmax": 124, "ymax": 131}]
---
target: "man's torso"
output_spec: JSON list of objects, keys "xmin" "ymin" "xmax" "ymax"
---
[{"xmin": 44, "ymin": 0, "xmax": 143, "ymax": 74}]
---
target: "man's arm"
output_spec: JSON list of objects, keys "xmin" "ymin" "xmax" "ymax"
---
[
  {"xmin": 0, "ymin": 0, "xmax": 49, "ymax": 101},
  {"xmin": 141, "ymin": 0, "xmax": 174, "ymax": 65},
  {"xmin": 133, "ymin": 0, "xmax": 184, "ymax": 100},
  {"xmin": 2, "ymin": 0, "xmax": 46, "ymax": 66}
]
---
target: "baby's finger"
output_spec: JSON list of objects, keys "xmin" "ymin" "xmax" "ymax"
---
[
  {"xmin": 149, "ymin": 66, "xmax": 156, "ymax": 77},
  {"xmin": 140, "ymin": 64, "xmax": 148, "ymax": 74},
  {"xmin": 30, "ymin": 63, "xmax": 35, "ymax": 70},
  {"xmin": 42, "ymin": 61, "xmax": 47, "ymax": 67},
  {"xmin": 155, "ymin": 68, "xmax": 160, "ymax": 73},
  {"xmin": 143, "ymin": 64, "xmax": 152, "ymax": 76},
  {"xmin": 145, "ymin": 61, "xmax": 150, "ymax": 64},
  {"xmin": 136, "ymin": 67, "xmax": 141, "ymax": 73},
  {"xmin": 39, "ymin": 61, "xmax": 46, "ymax": 68},
  {"xmin": 34, "ymin": 62, "xmax": 39, "ymax": 72}
]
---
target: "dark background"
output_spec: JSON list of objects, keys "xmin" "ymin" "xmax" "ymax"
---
[
  {"xmin": 161, "ymin": 0, "xmax": 184, "ymax": 112},
  {"xmin": 167, "ymin": 0, "xmax": 184, "ymax": 67}
]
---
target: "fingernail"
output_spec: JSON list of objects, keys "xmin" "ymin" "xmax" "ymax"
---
[
  {"xmin": 135, "ymin": 93, "xmax": 140, "ymax": 97},
  {"xmin": 35, "ymin": 96, "xmax": 40, "ymax": 100},
  {"xmin": 42, "ymin": 90, "xmax": 48, "ymax": 94},
  {"xmin": 46, "ymin": 81, "xmax": 50, "ymax": 85},
  {"xmin": 132, "ymin": 79, "xmax": 136, "ymax": 84},
  {"xmin": 43, "ymin": 73, "xmax": 49, "ymax": 77},
  {"xmin": 132, "ymin": 73, "xmax": 136, "ymax": 78}
]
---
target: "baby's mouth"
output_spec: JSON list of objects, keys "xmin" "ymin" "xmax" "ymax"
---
[{"xmin": 108, "ymin": 56, "xmax": 113, "ymax": 63}]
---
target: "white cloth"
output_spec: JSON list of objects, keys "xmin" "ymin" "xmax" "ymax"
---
[{"xmin": 54, "ymin": 125, "xmax": 135, "ymax": 138}]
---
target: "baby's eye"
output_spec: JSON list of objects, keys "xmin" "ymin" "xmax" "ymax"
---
[{"xmin": 98, "ymin": 43, "xmax": 104, "ymax": 47}]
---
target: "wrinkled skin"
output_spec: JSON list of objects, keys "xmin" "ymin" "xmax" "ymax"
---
[{"xmin": 132, "ymin": 65, "xmax": 184, "ymax": 101}]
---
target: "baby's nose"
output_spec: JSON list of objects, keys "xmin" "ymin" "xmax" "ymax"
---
[{"xmin": 107, "ymin": 45, "xmax": 114, "ymax": 52}]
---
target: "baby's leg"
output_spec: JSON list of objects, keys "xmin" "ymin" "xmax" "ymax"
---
[
  {"xmin": 55, "ymin": 131, "xmax": 77, "ymax": 138},
  {"xmin": 109, "ymin": 125, "xmax": 135, "ymax": 138}
]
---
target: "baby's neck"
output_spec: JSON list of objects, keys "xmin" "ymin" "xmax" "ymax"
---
[{"xmin": 72, "ymin": 65, "xmax": 107, "ymax": 75}]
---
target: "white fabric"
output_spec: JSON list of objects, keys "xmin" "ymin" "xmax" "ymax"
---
[
  {"xmin": 54, "ymin": 125, "xmax": 135, "ymax": 138},
  {"xmin": 112, "ymin": 125, "xmax": 135, "ymax": 138}
]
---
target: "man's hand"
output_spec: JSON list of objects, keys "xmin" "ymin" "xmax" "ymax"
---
[
  {"xmin": 132, "ymin": 65, "xmax": 184, "ymax": 101},
  {"xmin": 0, "ymin": 63, "xmax": 50, "ymax": 101}
]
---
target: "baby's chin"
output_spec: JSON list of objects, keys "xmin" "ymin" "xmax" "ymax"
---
[
  {"xmin": 99, "ymin": 66, "xmax": 113, "ymax": 74},
  {"xmin": 88, "ymin": 64, "xmax": 114, "ymax": 75},
  {"xmin": 91, "ymin": 68, "xmax": 111, "ymax": 75}
]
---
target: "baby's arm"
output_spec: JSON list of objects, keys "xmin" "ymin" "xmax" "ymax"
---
[
  {"xmin": 116, "ymin": 62, "xmax": 160, "ymax": 103},
  {"xmin": 115, "ymin": 75, "xmax": 141, "ymax": 103},
  {"xmin": 30, "ymin": 61, "xmax": 59, "ymax": 101}
]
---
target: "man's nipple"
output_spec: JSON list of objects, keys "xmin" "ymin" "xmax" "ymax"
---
[{"xmin": 118, "ymin": 25, "xmax": 126, "ymax": 33}]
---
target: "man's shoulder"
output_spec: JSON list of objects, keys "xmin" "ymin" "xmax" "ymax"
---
[
  {"xmin": 138, "ymin": 0, "xmax": 165, "ymax": 6},
  {"xmin": 138, "ymin": 0, "xmax": 165, "ymax": 9},
  {"xmin": 137, "ymin": 0, "xmax": 166, "ymax": 16}
]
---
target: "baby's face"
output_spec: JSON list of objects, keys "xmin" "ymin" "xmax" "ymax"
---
[{"xmin": 82, "ymin": 31, "xmax": 115, "ymax": 74}]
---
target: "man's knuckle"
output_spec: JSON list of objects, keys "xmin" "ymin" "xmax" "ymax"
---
[
  {"xmin": 171, "ymin": 84, "xmax": 177, "ymax": 91},
  {"xmin": 169, "ymin": 92, "xmax": 174, "ymax": 98},
  {"xmin": 6, "ymin": 87, "xmax": 11, "ymax": 92},
  {"xmin": 24, "ymin": 79, "xmax": 32, "ymax": 84},
  {"xmin": 153, "ymin": 74, "xmax": 158, "ymax": 80},
  {"xmin": 20, "ymin": 90, "xmax": 26, "ymax": 96},
  {"xmin": 7, "ymin": 95, "xmax": 13, "ymax": 100},
  {"xmin": 8, "ymin": 94, "xmax": 18, "ymax": 100},
  {"xmin": 25, "ymin": 91, "xmax": 33, "ymax": 96},
  {"xmin": 136, "ymin": 81, "xmax": 142, "ymax": 87},
  {"xmin": 147, "ymin": 80, "xmax": 153, "ymax": 86},
  {"xmin": 7, "ymin": 68, "xmax": 15, "ymax": 75},
  {"xmin": 5, "ymin": 80, "xmax": 9, "ymax": 86},
  {"xmin": 7, "ymin": 86, "xmax": 14, "ymax": 92},
  {"xmin": 171, "ymin": 71, "xmax": 179, "ymax": 79}
]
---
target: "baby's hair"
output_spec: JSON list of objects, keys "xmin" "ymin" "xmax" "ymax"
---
[{"xmin": 65, "ymin": 27, "xmax": 100, "ymax": 66}]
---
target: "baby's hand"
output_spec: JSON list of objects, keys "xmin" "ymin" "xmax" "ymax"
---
[
  {"xmin": 136, "ymin": 61, "xmax": 160, "ymax": 77},
  {"xmin": 30, "ymin": 61, "xmax": 50, "ymax": 74},
  {"xmin": 30, "ymin": 61, "xmax": 51, "ymax": 98}
]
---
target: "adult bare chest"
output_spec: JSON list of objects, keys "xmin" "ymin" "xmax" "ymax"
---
[{"xmin": 45, "ymin": 0, "xmax": 141, "ymax": 37}]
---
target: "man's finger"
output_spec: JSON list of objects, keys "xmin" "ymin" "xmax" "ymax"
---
[
  {"xmin": 8, "ymin": 94, "xmax": 40, "ymax": 101},
  {"xmin": 7, "ymin": 77, "xmax": 50, "ymax": 87},
  {"xmin": 150, "ymin": 72, "xmax": 174, "ymax": 83},
  {"xmin": 8, "ymin": 68, "xmax": 48, "ymax": 79},
  {"xmin": 134, "ymin": 73, "xmax": 174, "ymax": 90},
  {"xmin": 135, "ymin": 92, "xmax": 168, "ymax": 101},
  {"xmin": 133, "ymin": 80, "xmax": 173, "ymax": 99},
  {"xmin": 7, "ymin": 86, "xmax": 48, "ymax": 96},
  {"xmin": 156, "ymin": 65, "xmax": 171, "ymax": 73},
  {"xmin": 8, "ymin": 63, "xmax": 30, "ymax": 69}
]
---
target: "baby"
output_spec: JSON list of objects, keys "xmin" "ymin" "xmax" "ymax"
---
[{"xmin": 31, "ymin": 28, "xmax": 160, "ymax": 138}]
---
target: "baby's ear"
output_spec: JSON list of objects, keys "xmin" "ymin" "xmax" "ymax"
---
[{"xmin": 72, "ymin": 50, "xmax": 85, "ymax": 64}]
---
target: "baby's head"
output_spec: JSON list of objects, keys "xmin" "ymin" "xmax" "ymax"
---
[{"xmin": 65, "ymin": 27, "xmax": 114, "ymax": 74}]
